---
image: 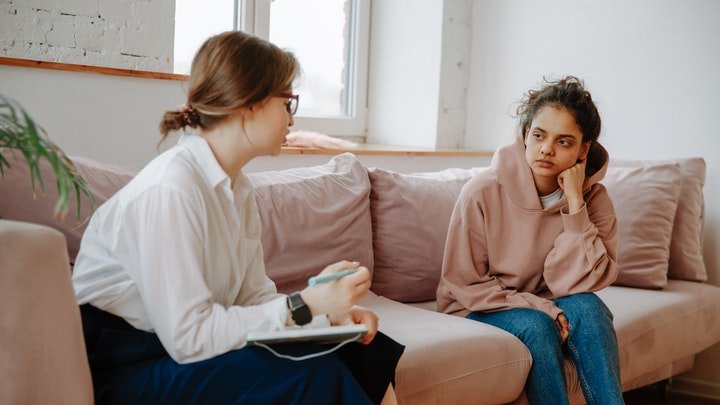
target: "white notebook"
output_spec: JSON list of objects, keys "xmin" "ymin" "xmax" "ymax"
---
[{"xmin": 246, "ymin": 324, "xmax": 368, "ymax": 345}]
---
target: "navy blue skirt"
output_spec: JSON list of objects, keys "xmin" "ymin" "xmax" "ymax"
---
[{"xmin": 80, "ymin": 304, "xmax": 404, "ymax": 405}]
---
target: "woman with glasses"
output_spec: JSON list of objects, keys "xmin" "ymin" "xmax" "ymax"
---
[{"xmin": 72, "ymin": 31, "xmax": 403, "ymax": 404}]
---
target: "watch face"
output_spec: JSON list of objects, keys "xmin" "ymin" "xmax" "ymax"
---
[
  {"xmin": 290, "ymin": 292, "xmax": 312, "ymax": 326},
  {"xmin": 289, "ymin": 292, "xmax": 304, "ymax": 309}
]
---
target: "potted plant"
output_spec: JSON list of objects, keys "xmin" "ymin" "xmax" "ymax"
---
[{"xmin": 0, "ymin": 94, "xmax": 94, "ymax": 218}]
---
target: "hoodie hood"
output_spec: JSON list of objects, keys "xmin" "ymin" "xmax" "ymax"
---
[{"xmin": 491, "ymin": 135, "xmax": 609, "ymax": 211}]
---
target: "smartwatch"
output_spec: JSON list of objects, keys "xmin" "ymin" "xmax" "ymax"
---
[{"xmin": 287, "ymin": 292, "xmax": 312, "ymax": 326}]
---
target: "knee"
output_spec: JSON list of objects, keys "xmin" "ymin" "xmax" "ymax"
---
[
  {"xmin": 300, "ymin": 354, "xmax": 348, "ymax": 378},
  {"xmin": 560, "ymin": 293, "xmax": 611, "ymax": 320},
  {"xmin": 516, "ymin": 311, "xmax": 563, "ymax": 349},
  {"xmin": 559, "ymin": 293, "xmax": 614, "ymax": 334},
  {"xmin": 469, "ymin": 309, "xmax": 563, "ymax": 355}
]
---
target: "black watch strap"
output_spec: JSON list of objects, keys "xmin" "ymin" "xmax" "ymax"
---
[{"xmin": 287, "ymin": 292, "xmax": 312, "ymax": 326}]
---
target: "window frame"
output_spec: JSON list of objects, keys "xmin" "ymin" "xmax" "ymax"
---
[{"xmin": 236, "ymin": 0, "xmax": 370, "ymax": 138}]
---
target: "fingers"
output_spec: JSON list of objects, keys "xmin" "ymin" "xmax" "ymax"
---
[
  {"xmin": 361, "ymin": 326, "xmax": 377, "ymax": 344},
  {"xmin": 556, "ymin": 314, "xmax": 570, "ymax": 343},
  {"xmin": 336, "ymin": 266, "xmax": 371, "ymax": 301},
  {"xmin": 353, "ymin": 268, "xmax": 372, "ymax": 295},
  {"xmin": 558, "ymin": 163, "xmax": 585, "ymax": 199},
  {"xmin": 344, "ymin": 266, "xmax": 371, "ymax": 288},
  {"xmin": 304, "ymin": 262, "xmax": 370, "ymax": 316},
  {"xmin": 349, "ymin": 308, "xmax": 378, "ymax": 345},
  {"xmin": 557, "ymin": 314, "xmax": 569, "ymax": 332},
  {"xmin": 321, "ymin": 260, "xmax": 360, "ymax": 274},
  {"xmin": 329, "ymin": 312, "xmax": 351, "ymax": 326},
  {"xmin": 344, "ymin": 276, "xmax": 370, "ymax": 306},
  {"xmin": 555, "ymin": 322, "xmax": 568, "ymax": 343}
]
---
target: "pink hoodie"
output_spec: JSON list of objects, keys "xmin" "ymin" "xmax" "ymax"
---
[{"xmin": 437, "ymin": 136, "xmax": 619, "ymax": 320}]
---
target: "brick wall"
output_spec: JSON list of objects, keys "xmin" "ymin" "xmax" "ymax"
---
[{"xmin": 0, "ymin": 0, "xmax": 175, "ymax": 72}]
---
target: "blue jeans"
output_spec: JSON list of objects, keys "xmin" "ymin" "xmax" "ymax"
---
[{"xmin": 467, "ymin": 293, "xmax": 623, "ymax": 405}]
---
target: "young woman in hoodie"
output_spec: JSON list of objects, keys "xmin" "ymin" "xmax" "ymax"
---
[{"xmin": 437, "ymin": 76, "xmax": 622, "ymax": 404}]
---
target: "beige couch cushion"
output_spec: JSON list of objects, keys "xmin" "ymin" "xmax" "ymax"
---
[
  {"xmin": 612, "ymin": 158, "xmax": 707, "ymax": 282},
  {"xmin": 598, "ymin": 280, "xmax": 720, "ymax": 384},
  {"xmin": 0, "ymin": 149, "xmax": 138, "ymax": 263},
  {"xmin": 361, "ymin": 292, "xmax": 531, "ymax": 405},
  {"xmin": 602, "ymin": 164, "xmax": 683, "ymax": 289},
  {"xmin": 0, "ymin": 151, "xmax": 374, "ymax": 296},
  {"xmin": 0, "ymin": 220, "xmax": 93, "ymax": 404},
  {"xmin": 249, "ymin": 153, "xmax": 374, "ymax": 294},
  {"xmin": 408, "ymin": 280, "xmax": 720, "ymax": 404},
  {"xmin": 368, "ymin": 167, "xmax": 484, "ymax": 302}
]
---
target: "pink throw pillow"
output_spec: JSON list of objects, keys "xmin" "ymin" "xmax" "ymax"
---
[
  {"xmin": 0, "ymin": 149, "xmax": 138, "ymax": 263},
  {"xmin": 248, "ymin": 153, "xmax": 373, "ymax": 294},
  {"xmin": 611, "ymin": 158, "xmax": 707, "ymax": 282},
  {"xmin": 368, "ymin": 167, "xmax": 485, "ymax": 302},
  {"xmin": 602, "ymin": 163, "xmax": 683, "ymax": 289}
]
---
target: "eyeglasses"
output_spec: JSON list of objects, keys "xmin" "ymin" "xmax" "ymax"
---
[{"xmin": 278, "ymin": 92, "xmax": 299, "ymax": 115}]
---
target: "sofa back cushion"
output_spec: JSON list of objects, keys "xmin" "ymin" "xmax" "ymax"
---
[
  {"xmin": 602, "ymin": 163, "xmax": 683, "ymax": 289},
  {"xmin": 611, "ymin": 158, "xmax": 707, "ymax": 282},
  {"xmin": 368, "ymin": 160, "xmax": 690, "ymax": 298},
  {"xmin": 0, "ymin": 149, "xmax": 138, "ymax": 263},
  {"xmin": 0, "ymin": 151, "xmax": 372, "ymax": 293},
  {"xmin": 248, "ymin": 153, "xmax": 374, "ymax": 294},
  {"xmin": 368, "ymin": 167, "xmax": 485, "ymax": 302}
]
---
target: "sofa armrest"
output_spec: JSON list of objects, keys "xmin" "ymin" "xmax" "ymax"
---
[{"xmin": 0, "ymin": 220, "xmax": 93, "ymax": 404}]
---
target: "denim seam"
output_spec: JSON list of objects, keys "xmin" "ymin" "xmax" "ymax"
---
[{"xmin": 567, "ymin": 340, "xmax": 595, "ymax": 405}]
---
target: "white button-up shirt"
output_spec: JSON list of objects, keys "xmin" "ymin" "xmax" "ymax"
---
[{"xmin": 73, "ymin": 134, "xmax": 291, "ymax": 363}]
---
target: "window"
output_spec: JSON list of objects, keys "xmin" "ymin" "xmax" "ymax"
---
[
  {"xmin": 174, "ymin": 0, "xmax": 370, "ymax": 138},
  {"xmin": 173, "ymin": 0, "xmax": 235, "ymax": 75}
]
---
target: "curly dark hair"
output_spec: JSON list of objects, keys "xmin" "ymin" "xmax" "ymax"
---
[{"xmin": 516, "ymin": 76, "xmax": 601, "ymax": 144}]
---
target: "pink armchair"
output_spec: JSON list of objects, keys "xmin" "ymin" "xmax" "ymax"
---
[{"xmin": 0, "ymin": 220, "xmax": 93, "ymax": 404}]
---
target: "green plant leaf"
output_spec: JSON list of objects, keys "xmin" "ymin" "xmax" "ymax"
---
[{"xmin": 0, "ymin": 94, "xmax": 95, "ymax": 220}]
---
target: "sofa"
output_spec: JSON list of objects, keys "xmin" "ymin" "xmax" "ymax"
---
[{"xmin": 1, "ymin": 150, "xmax": 719, "ymax": 405}]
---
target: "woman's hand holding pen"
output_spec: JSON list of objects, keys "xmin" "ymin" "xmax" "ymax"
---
[
  {"xmin": 300, "ymin": 260, "xmax": 371, "ymax": 319},
  {"xmin": 558, "ymin": 159, "xmax": 586, "ymax": 214}
]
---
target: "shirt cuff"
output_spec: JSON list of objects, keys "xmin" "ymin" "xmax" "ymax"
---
[
  {"xmin": 265, "ymin": 295, "xmax": 291, "ymax": 329},
  {"xmin": 308, "ymin": 314, "xmax": 331, "ymax": 328},
  {"xmin": 539, "ymin": 300, "xmax": 564, "ymax": 320}
]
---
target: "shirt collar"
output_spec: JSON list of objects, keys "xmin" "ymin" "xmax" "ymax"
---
[
  {"xmin": 179, "ymin": 133, "xmax": 229, "ymax": 189},
  {"xmin": 179, "ymin": 133, "xmax": 252, "ymax": 202},
  {"xmin": 233, "ymin": 172, "xmax": 252, "ymax": 202}
]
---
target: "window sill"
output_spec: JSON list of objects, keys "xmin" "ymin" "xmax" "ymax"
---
[
  {"xmin": 281, "ymin": 143, "xmax": 494, "ymax": 157},
  {"xmin": 0, "ymin": 56, "xmax": 186, "ymax": 81}
]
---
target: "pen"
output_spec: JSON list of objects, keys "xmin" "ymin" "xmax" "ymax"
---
[{"xmin": 308, "ymin": 268, "xmax": 358, "ymax": 286}]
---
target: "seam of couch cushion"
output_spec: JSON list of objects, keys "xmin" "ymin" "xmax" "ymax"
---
[
  {"xmin": 620, "ymin": 300, "xmax": 719, "ymax": 348},
  {"xmin": 401, "ymin": 357, "xmax": 532, "ymax": 396}
]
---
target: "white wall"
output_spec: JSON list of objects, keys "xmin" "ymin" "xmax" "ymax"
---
[
  {"xmin": 436, "ymin": 0, "xmax": 473, "ymax": 149},
  {"xmin": 367, "ymin": 0, "xmax": 443, "ymax": 148},
  {"xmin": 0, "ymin": 65, "xmax": 185, "ymax": 166},
  {"xmin": 367, "ymin": 0, "xmax": 474, "ymax": 149},
  {"xmin": 0, "ymin": 64, "xmax": 491, "ymax": 173},
  {"xmin": 465, "ymin": 0, "xmax": 720, "ymax": 397}
]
